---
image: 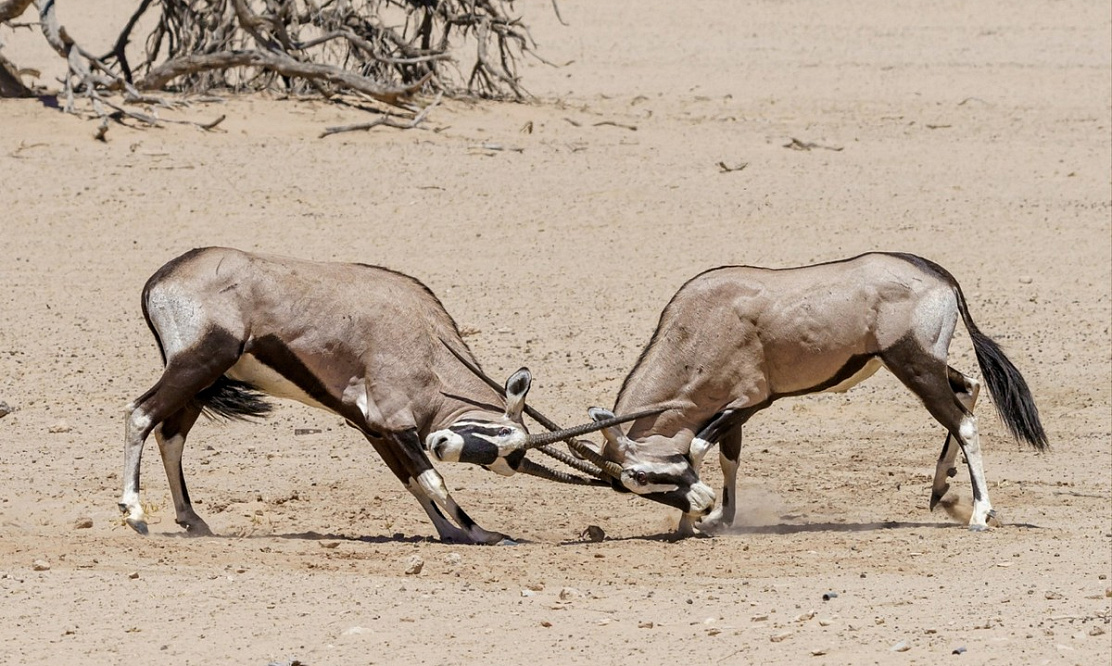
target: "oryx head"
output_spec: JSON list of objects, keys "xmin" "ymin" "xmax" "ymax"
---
[
  {"xmin": 587, "ymin": 407, "xmax": 715, "ymax": 517},
  {"xmin": 424, "ymin": 368, "xmax": 535, "ymax": 475}
]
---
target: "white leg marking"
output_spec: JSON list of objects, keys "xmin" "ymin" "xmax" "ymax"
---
[
  {"xmin": 699, "ymin": 454, "xmax": 738, "ymax": 533},
  {"xmin": 414, "ymin": 470, "xmax": 505, "ymax": 544},
  {"xmin": 689, "ymin": 437, "xmax": 713, "ymax": 471},
  {"xmin": 405, "ymin": 478, "xmax": 470, "ymax": 543},
  {"xmin": 120, "ymin": 408, "xmax": 152, "ymax": 535},
  {"xmin": 958, "ymin": 416, "xmax": 994, "ymax": 529}
]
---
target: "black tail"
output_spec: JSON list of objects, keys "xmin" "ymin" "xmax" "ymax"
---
[
  {"xmin": 957, "ymin": 294, "xmax": 1048, "ymax": 451},
  {"xmin": 194, "ymin": 377, "xmax": 273, "ymax": 421}
]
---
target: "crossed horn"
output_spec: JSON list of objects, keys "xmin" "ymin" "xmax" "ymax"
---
[{"xmin": 440, "ymin": 338, "xmax": 658, "ymax": 481}]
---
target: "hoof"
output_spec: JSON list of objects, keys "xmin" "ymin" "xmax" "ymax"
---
[
  {"xmin": 125, "ymin": 517, "xmax": 149, "ymax": 536},
  {"xmin": 968, "ymin": 524, "xmax": 990, "ymax": 532},
  {"xmin": 987, "ymin": 510, "xmax": 1003, "ymax": 528},
  {"xmin": 180, "ymin": 521, "xmax": 214, "ymax": 537},
  {"xmin": 929, "ymin": 486, "xmax": 950, "ymax": 511}
]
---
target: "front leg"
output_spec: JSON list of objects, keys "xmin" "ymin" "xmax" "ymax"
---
[
  {"xmin": 697, "ymin": 427, "xmax": 741, "ymax": 534},
  {"xmin": 388, "ymin": 429, "xmax": 514, "ymax": 545}
]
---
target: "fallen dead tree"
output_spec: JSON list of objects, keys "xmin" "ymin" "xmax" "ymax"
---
[{"xmin": 1, "ymin": 0, "xmax": 542, "ymax": 131}]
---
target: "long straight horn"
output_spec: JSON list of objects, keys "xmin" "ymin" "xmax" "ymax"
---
[
  {"xmin": 517, "ymin": 458, "xmax": 609, "ymax": 486},
  {"xmin": 565, "ymin": 439, "xmax": 624, "ymax": 479},
  {"xmin": 537, "ymin": 444, "xmax": 611, "ymax": 480},
  {"xmin": 522, "ymin": 407, "xmax": 664, "ymax": 449}
]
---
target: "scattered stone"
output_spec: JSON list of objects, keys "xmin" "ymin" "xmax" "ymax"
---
[
  {"xmin": 1105, "ymin": 587, "xmax": 1111, "ymax": 598},
  {"xmin": 796, "ymin": 610, "xmax": 816, "ymax": 622},
  {"xmin": 706, "ymin": 628, "xmax": 721, "ymax": 636},
  {"xmin": 343, "ymin": 626, "xmax": 370, "ymax": 636},
  {"xmin": 811, "ymin": 648, "xmax": 829, "ymax": 656},
  {"xmin": 128, "ymin": 571, "xmax": 140, "ymax": 579},
  {"xmin": 1044, "ymin": 590, "xmax": 1064, "ymax": 600},
  {"xmin": 952, "ymin": 646, "xmax": 967, "ymax": 655},
  {"xmin": 48, "ymin": 420, "xmax": 72, "ymax": 434},
  {"xmin": 32, "ymin": 559, "xmax": 50, "ymax": 571},
  {"xmin": 1018, "ymin": 276, "xmax": 1033, "ymax": 284},
  {"xmin": 293, "ymin": 428, "xmax": 321, "ymax": 436},
  {"xmin": 526, "ymin": 582, "xmax": 545, "ymax": 592},
  {"xmin": 73, "ymin": 517, "xmax": 93, "ymax": 529},
  {"xmin": 319, "ymin": 541, "xmax": 340, "ymax": 549},
  {"xmin": 444, "ymin": 553, "xmax": 462, "ymax": 567},
  {"xmin": 582, "ymin": 525, "xmax": 606, "ymax": 542},
  {"xmin": 1089, "ymin": 626, "xmax": 1106, "ymax": 637},
  {"xmin": 822, "ymin": 591, "xmax": 839, "ymax": 601},
  {"xmin": 559, "ymin": 587, "xmax": 583, "ymax": 601},
  {"xmin": 0, "ymin": 401, "xmax": 12, "ymax": 418},
  {"xmin": 638, "ymin": 621, "xmax": 654, "ymax": 629},
  {"xmin": 540, "ymin": 621, "xmax": 552, "ymax": 628},
  {"xmin": 818, "ymin": 618, "xmax": 834, "ymax": 627},
  {"xmin": 404, "ymin": 555, "xmax": 424, "ymax": 575},
  {"xmin": 752, "ymin": 614, "xmax": 769, "ymax": 622},
  {"xmin": 770, "ymin": 631, "xmax": 793, "ymax": 643},
  {"xmin": 890, "ymin": 641, "xmax": 910, "ymax": 652},
  {"xmin": 521, "ymin": 589, "xmax": 536, "ymax": 598}
]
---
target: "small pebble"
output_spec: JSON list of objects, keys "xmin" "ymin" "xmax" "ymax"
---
[
  {"xmin": 404, "ymin": 555, "xmax": 424, "ymax": 575},
  {"xmin": 444, "ymin": 553, "xmax": 462, "ymax": 566},
  {"xmin": 770, "ymin": 631, "xmax": 793, "ymax": 643},
  {"xmin": 822, "ymin": 591, "xmax": 839, "ymax": 601},
  {"xmin": 638, "ymin": 621, "xmax": 654, "ymax": 629},
  {"xmin": 48, "ymin": 420, "xmax": 72, "ymax": 434},
  {"xmin": 73, "ymin": 517, "xmax": 93, "ymax": 529},
  {"xmin": 1018, "ymin": 276, "xmax": 1033, "ymax": 284},
  {"xmin": 128, "ymin": 572, "xmax": 139, "ymax": 579},
  {"xmin": 540, "ymin": 621, "xmax": 552, "ymax": 628},
  {"xmin": 319, "ymin": 541, "xmax": 340, "ymax": 549},
  {"xmin": 811, "ymin": 648, "xmax": 829, "ymax": 656},
  {"xmin": 1089, "ymin": 626, "xmax": 1106, "ymax": 637},
  {"xmin": 32, "ymin": 559, "xmax": 50, "ymax": 571},
  {"xmin": 558, "ymin": 587, "xmax": 582, "ymax": 600},
  {"xmin": 582, "ymin": 525, "xmax": 606, "ymax": 542},
  {"xmin": 952, "ymin": 646, "xmax": 967, "ymax": 655},
  {"xmin": 0, "ymin": 401, "xmax": 12, "ymax": 418},
  {"xmin": 890, "ymin": 641, "xmax": 910, "ymax": 652},
  {"xmin": 521, "ymin": 589, "xmax": 536, "ymax": 598}
]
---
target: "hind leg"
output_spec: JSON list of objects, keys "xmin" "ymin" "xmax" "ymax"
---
[
  {"xmin": 884, "ymin": 347, "xmax": 994, "ymax": 530},
  {"xmin": 154, "ymin": 404, "xmax": 212, "ymax": 535},
  {"xmin": 121, "ymin": 342, "xmax": 240, "ymax": 534},
  {"xmin": 930, "ymin": 367, "xmax": 981, "ymax": 510}
]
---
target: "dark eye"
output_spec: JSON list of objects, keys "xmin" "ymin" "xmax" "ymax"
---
[
  {"xmin": 497, "ymin": 427, "xmax": 513, "ymax": 437},
  {"xmin": 634, "ymin": 471, "xmax": 648, "ymax": 485}
]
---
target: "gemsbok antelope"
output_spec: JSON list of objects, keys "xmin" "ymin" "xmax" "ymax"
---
[
  {"xmin": 445, "ymin": 252, "xmax": 1048, "ymax": 537},
  {"xmin": 120, "ymin": 247, "xmax": 645, "ymax": 544}
]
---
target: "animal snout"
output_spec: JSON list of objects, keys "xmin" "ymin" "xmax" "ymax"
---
[
  {"xmin": 424, "ymin": 430, "xmax": 462, "ymax": 462},
  {"xmin": 687, "ymin": 481, "xmax": 716, "ymax": 516}
]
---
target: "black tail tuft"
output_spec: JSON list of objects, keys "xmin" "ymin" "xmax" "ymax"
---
[
  {"xmin": 194, "ymin": 377, "xmax": 273, "ymax": 421},
  {"xmin": 966, "ymin": 322, "xmax": 1049, "ymax": 451}
]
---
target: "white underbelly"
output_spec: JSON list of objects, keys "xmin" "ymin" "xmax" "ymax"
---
[
  {"xmin": 823, "ymin": 357, "xmax": 884, "ymax": 393},
  {"xmin": 225, "ymin": 354, "xmax": 330, "ymax": 411}
]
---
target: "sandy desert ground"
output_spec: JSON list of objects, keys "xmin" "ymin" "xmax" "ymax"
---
[{"xmin": 1, "ymin": 1, "xmax": 1110, "ymax": 664}]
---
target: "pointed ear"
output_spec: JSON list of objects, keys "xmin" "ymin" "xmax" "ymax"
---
[
  {"xmin": 588, "ymin": 407, "xmax": 630, "ymax": 455},
  {"xmin": 504, "ymin": 368, "xmax": 532, "ymax": 423}
]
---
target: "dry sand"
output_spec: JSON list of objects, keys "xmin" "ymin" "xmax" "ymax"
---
[{"xmin": 1, "ymin": 1, "xmax": 1110, "ymax": 664}]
